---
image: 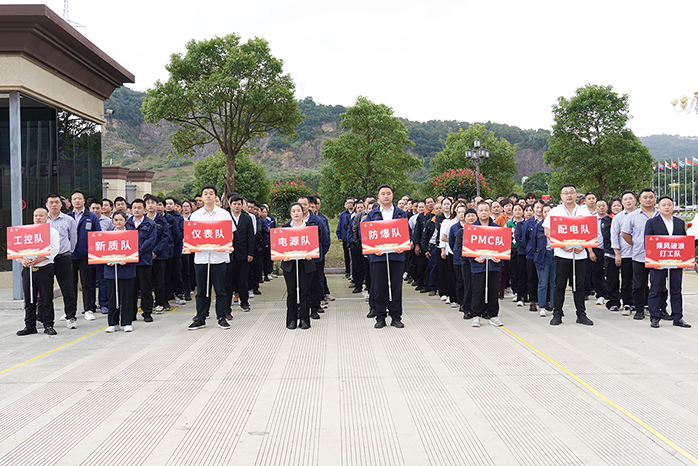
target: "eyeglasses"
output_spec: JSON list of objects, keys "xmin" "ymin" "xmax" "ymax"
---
[{"xmin": 561, "ymin": 191, "xmax": 576, "ymax": 196}]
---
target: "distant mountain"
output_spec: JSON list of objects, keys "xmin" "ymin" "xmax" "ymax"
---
[{"xmin": 638, "ymin": 134, "xmax": 698, "ymax": 160}]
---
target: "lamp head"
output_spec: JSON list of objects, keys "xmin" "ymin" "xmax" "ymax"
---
[{"xmin": 473, "ymin": 137, "xmax": 481, "ymax": 149}]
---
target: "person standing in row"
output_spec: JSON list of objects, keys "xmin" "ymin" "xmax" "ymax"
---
[
  {"xmin": 89, "ymin": 197, "xmax": 112, "ymax": 315},
  {"xmin": 469, "ymin": 201, "xmax": 503, "ymax": 328},
  {"xmin": 68, "ymin": 189, "xmax": 102, "ymax": 321},
  {"xmin": 46, "ymin": 193, "xmax": 79, "ymax": 329},
  {"xmin": 611, "ymin": 190, "xmax": 636, "ymax": 315},
  {"xmin": 104, "ymin": 211, "xmax": 137, "ymax": 333},
  {"xmin": 226, "ymin": 193, "xmax": 253, "ymax": 314},
  {"xmin": 128, "ymin": 199, "xmax": 157, "ymax": 323},
  {"xmin": 281, "ymin": 202, "xmax": 315, "ymax": 330},
  {"xmin": 145, "ymin": 194, "xmax": 170, "ymax": 314},
  {"xmin": 16, "ymin": 208, "xmax": 61, "ymax": 336}
]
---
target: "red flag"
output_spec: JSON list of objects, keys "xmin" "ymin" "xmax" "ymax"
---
[{"xmin": 672, "ymin": 160, "xmax": 678, "ymax": 169}]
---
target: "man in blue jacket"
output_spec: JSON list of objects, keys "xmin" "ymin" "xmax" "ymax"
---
[
  {"xmin": 336, "ymin": 198, "xmax": 354, "ymax": 279},
  {"xmin": 165, "ymin": 197, "xmax": 185, "ymax": 305},
  {"xmin": 364, "ymin": 185, "xmax": 407, "ymax": 329},
  {"xmin": 68, "ymin": 189, "xmax": 101, "ymax": 322},
  {"xmin": 127, "ymin": 199, "xmax": 157, "ymax": 322},
  {"xmin": 145, "ymin": 194, "xmax": 170, "ymax": 314}
]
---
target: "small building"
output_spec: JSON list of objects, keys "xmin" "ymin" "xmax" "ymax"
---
[
  {"xmin": 0, "ymin": 4, "xmax": 135, "ymax": 296},
  {"xmin": 102, "ymin": 166, "xmax": 155, "ymax": 202}
]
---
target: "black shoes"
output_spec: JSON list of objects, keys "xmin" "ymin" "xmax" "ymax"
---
[
  {"xmin": 391, "ymin": 319, "xmax": 404, "ymax": 328},
  {"xmin": 650, "ymin": 318, "xmax": 660, "ymax": 328},
  {"xmin": 674, "ymin": 319, "xmax": 691, "ymax": 328},
  {"xmin": 428, "ymin": 290, "xmax": 437, "ymax": 296},
  {"xmin": 184, "ymin": 293, "xmax": 192, "ymax": 301},
  {"xmin": 287, "ymin": 320, "xmax": 297, "ymax": 329},
  {"xmin": 217, "ymin": 318, "xmax": 230, "ymax": 329},
  {"xmin": 529, "ymin": 303, "xmax": 538, "ymax": 312},
  {"xmin": 241, "ymin": 304, "xmax": 251, "ymax": 312},
  {"xmin": 44, "ymin": 326, "xmax": 57, "ymax": 335},
  {"xmin": 366, "ymin": 308, "xmax": 376, "ymax": 318},
  {"xmin": 352, "ymin": 287, "xmax": 363, "ymax": 294},
  {"xmin": 576, "ymin": 314, "xmax": 594, "ymax": 326},
  {"xmin": 660, "ymin": 310, "xmax": 672, "ymax": 321},
  {"xmin": 633, "ymin": 310, "xmax": 645, "ymax": 320},
  {"xmin": 17, "ymin": 327, "xmax": 38, "ymax": 336},
  {"xmin": 188, "ymin": 319, "xmax": 206, "ymax": 330},
  {"xmin": 462, "ymin": 311, "xmax": 473, "ymax": 319},
  {"xmin": 299, "ymin": 320, "xmax": 310, "ymax": 330},
  {"xmin": 225, "ymin": 312, "xmax": 233, "ymax": 321},
  {"xmin": 550, "ymin": 312, "xmax": 563, "ymax": 326},
  {"xmin": 310, "ymin": 310, "xmax": 320, "ymax": 320},
  {"xmin": 143, "ymin": 314, "xmax": 154, "ymax": 323},
  {"xmin": 253, "ymin": 289, "xmax": 262, "ymax": 295},
  {"xmin": 374, "ymin": 319, "xmax": 386, "ymax": 329}
]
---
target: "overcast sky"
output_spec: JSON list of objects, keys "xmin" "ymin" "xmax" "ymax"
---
[{"xmin": 27, "ymin": 0, "xmax": 698, "ymax": 137}]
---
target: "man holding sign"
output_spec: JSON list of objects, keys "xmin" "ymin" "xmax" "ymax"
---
[
  {"xmin": 363, "ymin": 185, "xmax": 408, "ymax": 329},
  {"xmin": 543, "ymin": 184, "xmax": 595, "ymax": 326},
  {"xmin": 644, "ymin": 196, "xmax": 691, "ymax": 329}
]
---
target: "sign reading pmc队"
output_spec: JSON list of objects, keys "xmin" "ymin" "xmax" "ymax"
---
[
  {"xmin": 549, "ymin": 216, "xmax": 598, "ymax": 248},
  {"xmin": 6, "ymin": 223, "xmax": 51, "ymax": 259},
  {"xmin": 645, "ymin": 235, "xmax": 695, "ymax": 269},
  {"xmin": 270, "ymin": 226, "xmax": 320, "ymax": 260},
  {"xmin": 462, "ymin": 225, "xmax": 511, "ymax": 260},
  {"xmin": 88, "ymin": 230, "xmax": 139, "ymax": 264},
  {"xmin": 183, "ymin": 220, "xmax": 233, "ymax": 253},
  {"xmin": 360, "ymin": 218, "xmax": 410, "ymax": 255}
]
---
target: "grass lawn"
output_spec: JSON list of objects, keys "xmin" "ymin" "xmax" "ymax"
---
[{"xmin": 325, "ymin": 216, "xmax": 346, "ymax": 268}]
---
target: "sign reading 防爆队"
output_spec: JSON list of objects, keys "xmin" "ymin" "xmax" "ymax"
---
[
  {"xmin": 183, "ymin": 221, "xmax": 233, "ymax": 253},
  {"xmin": 549, "ymin": 216, "xmax": 598, "ymax": 248},
  {"xmin": 360, "ymin": 218, "xmax": 410, "ymax": 255},
  {"xmin": 6, "ymin": 223, "xmax": 51, "ymax": 259},
  {"xmin": 88, "ymin": 230, "xmax": 139, "ymax": 264},
  {"xmin": 462, "ymin": 225, "xmax": 511, "ymax": 260},
  {"xmin": 270, "ymin": 226, "xmax": 320, "ymax": 260},
  {"xmin": 645, "ymin": 235, "xmax": 695, "ymax": 269}
]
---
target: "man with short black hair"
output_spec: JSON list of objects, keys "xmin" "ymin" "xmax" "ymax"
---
[
  {"xmin": 114, "ymin": 196, "xmax": 128, "ymax": 213},
  {"xmin": 227, "ymin": 193, "xmax": 253, "ymax": 313},
  {"xmin": 46, "ymin": 193, "xmax": 78, "ymax": 328},
  {"xmin": 145, "ymin": 194, "xmax": 170, "ymax": 315},
  {"xmin": 128, "ymin": 198, "xmax": 157, "ymax": 322},
  {"xmin": 337, "ymin": 198, "xmax": 354, "ymax": 279},
  {"xmin": 102, "ymin": 198, "xmax": 113, "ymax": 218},
  {"xmin": 68, "ymin": 189, "xmax": 101, "ymax": 322},
  {"xmin": 88, "ymin": 197, "xmax": 112, "ymax": 314},
  {"xmin": 165, "ymin": 196, "xmax": 185, "ymax": 305},
  {"xmin": 611, "ymin": 190, "xmax": 636, "ymax": 314}
]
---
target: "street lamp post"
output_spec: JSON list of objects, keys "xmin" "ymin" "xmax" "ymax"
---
[{"xmin": 465, "ymin": 137, "xmax": 490, "ymax": 197}]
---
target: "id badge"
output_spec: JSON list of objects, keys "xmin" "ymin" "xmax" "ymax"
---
[{"xmin": 86, "ymin": 221, "xmax": 92, "ymax": 231}]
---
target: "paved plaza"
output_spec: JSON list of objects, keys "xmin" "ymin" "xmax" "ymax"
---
[{"xmin": 1, "ymin": 273, "xmax": 698, "ymax": 466}]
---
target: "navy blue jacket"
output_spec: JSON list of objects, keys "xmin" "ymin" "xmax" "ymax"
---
[
  {"xmin": 169, "ymin": 210, "xmax": 184, "ymax": 258},
  {"xmin": 600, "ymin": 216, "xmax": 613, "ymax": 257},
  {"xmin": 103, "ymin": 224, "xmax": 137, "ymax": 280},
  {"xmin": 514, "ymin": 221, "xmax": 527, "ymax": 256},
  {"xmin": 363, "ymin": 205, "xmax": 407, "ymax": 263},
  {"xmin": 468, "ymin": 218, "xmax": 501, "ymax": 273},
  {"xmin": 316, "ymin": 212, "xmax": 331, "ymax": 257},
  {"xmin": 127, "ymin": 216, "xmax": 157, "ymax": 266},
  {"xmin": 449, "ymin": 221, "xmax": 465, "ymax": 266},
  {"xmin": 336, "ymin": 210, "xmax": 352, "ymax": 241},
  {"xmin": 523, "ymin": 217, "xmax": 542, "ymax": 260},
  {"xmin": 532, "ymin": 220, "xmax": 548, "ymax": 270},
  {"xmin": 162, "ymin": 212, "xmax": 176, "ymax": 259},
  {"xmin": 231, "ymin": 211, "xmax": 255, "ymax": 261},
  {"xmin": 260, "ymin": 216, "xmax": 271, "ymax": 249},
  {"xmin": 148, "ymin": 213, "xmax": 170, "ymax": 261},
  {"xmin": 305, "ymin": 212, "xmax": 330, "ymax": 263},
  {"xmin": 68, "ymin": 209, "xmax": 102, "ymax": 259}
]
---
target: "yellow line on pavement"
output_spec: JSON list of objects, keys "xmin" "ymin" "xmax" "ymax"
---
[
  {"xmin": 0, "ymin": 326, "xmax": 107, "ymax": 376},
  {"xmin": 502, "ymin": 326, "xmax": 698, "ymax": 465}
]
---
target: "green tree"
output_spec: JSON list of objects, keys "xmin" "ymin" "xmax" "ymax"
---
[
  {"xmin": 269, "ymin": 180, "xmax": 315, "ymax": 222},
  {"xmin": 193, "ymin": 148, "xmax": 272, "ymax": 204},
  {"xmin": 544, "ymin": 84, "xmax": 652, "ymax": 199},
  {"xmin": 430, "ymin": 124, "xmax": 518, "ymax": 196},
  {"xmin": 142, "ymin": 33, "xmax": 303, "ymax": 194},
  {"xmin": 320, "ymin": 96, "xmax": 421, "ymax": 210},
  {"xmin": 431, "ymin": 168, "xmax": 489, "ymax": 199},
  {"xmin": 522, "ymin": 171, "xmax": 552, "ymax": 193}
]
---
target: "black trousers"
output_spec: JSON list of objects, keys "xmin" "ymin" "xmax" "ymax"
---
[
  {"xmin": 445, "ymin": 254, "xmax": 457, "ymax": 302},
  {"xmin": 284, "ymin": 260, "xmax": 312, "ymax": 324},
  {"xmin": 620, "ymin": 257, "xmax": 634, "ymax": 308},
  {"xmin": 516, "ymin": 253, "xmax": 528, "ymax": 302},
  {"xmin": 23, "ymin": 265, "xmax": 54, "ymax": 328},
  {"xmin": 648, "ymin": 269, "xmax": 682, "ymax": 321},
  {"xmin": 195, "ymin": 262, "xmax": 227, "ymax": 320},
  {"xmin": 152, "ymin": 260, "xmax": 168, "ymax": 308},
  {"xmin": 181, "ymin": 254, "xmax": 192, "ymax": 295},
  {"xmin": 509, "ymin": 252, "xmax": 519, "ymax": 296},
  {"xmin": 264, "ymin": 246, "xmax": 273, "ymax": 276},
  {"xmin": 134, "ymin": 265, "xmax": 153, "ymax": 318},
  {"xmin": 437, "ymin": 252, "xmax": 448, "ymax": 296},
  {"xmin": 167, "ymin": 256, "xmax": 183, "ymax": 297},
  {"xmin": 370, "ymin": 259, "xmax": 404, "ymax": 321},
  {"xmin": 604, "ymin": 256, "xmax": 621, "ymax": 309},
  {"xmin": 553, "ymin": 256, "xmax": 586, "ymax": 316},
  {"xmin": 471, "ymin": 270, "xmax": 500, "ymax": 318},
  {"xmin": 107, "ymin": 277, "xmax": 135, "ymax": 327},
  {"xmin": 633, "ymin": 260, "xmax": 667, "ymax": 311},
  {"xmin": 350, "ymin": 244, "xmax": 364, "ymax": 288},
  {"xmin": 72, "ymin": 257, "xmax": 95, "ymax": 312},
  {"xmin": 53, "ymin": 253, "xmax": 77, "ymax": 319},
  {"xmin": 589, "ymin": 248, "xmax": 605, "ymax": 298},
  {"xmin": 526, "ymin": 258, "xmax": 539, "ymax": 304},
  {"xmin": 453, "ymin": 261, "xmax": 464, "ymax": 305},
  {"xmin": 342, "ymin": 242, "xmax": 351, "ymax": 275},
  {"xmin": 226, "ymin": 257, "xmax": 250, "ymax": 308},
  {"xmin": 248, "ymin": 248, "xmax": 261, "ymax": 291},
  {"xmin": 460, "ymin": 262, "xmax": 473, "ymax": 313},
  {"xmin": 415, "ymin": 251, "xmax": 428, "ymax": 288},
  {"xmin": 310, "ymin": 264, "xmax": 323, "ymax": 311}
]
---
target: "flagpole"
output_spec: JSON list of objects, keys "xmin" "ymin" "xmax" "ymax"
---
[
  {"xmin": 693, "ymin": 157, "xmax": 696, "ymax": 207},
  {"xmin": 685, "ymin": 158, "xmax": 688, "ymax": 207}
]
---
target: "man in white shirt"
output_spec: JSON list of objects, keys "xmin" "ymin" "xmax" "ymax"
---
[
  {"xmin": 17, "ymin": 208, "xmax": 61, "ymax": 336},
  {"xmin": 543, "ymin": 183, "xmax": 594, "ymax": 326},
  {"xmin": 188, "ymin": 185, "xmax": 235, "ymax": 330}
]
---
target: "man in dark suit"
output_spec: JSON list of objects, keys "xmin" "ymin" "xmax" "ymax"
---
[
  {"xmin": 645, "ymin": 196, "xmax": 691, "ymax": 329},
  {"xmin": 227, "ymin": 193, "xmax": 255, "ymax": 313},
  {"xmin": 412, "ymin": 197, "xmax": 434, "ymax": 292}
]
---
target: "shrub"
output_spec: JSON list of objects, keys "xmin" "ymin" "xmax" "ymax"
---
[
  {"xmin": 269, "ymin": 179, "xmax": 315, "ymax": 223},
  {"xmin": 431, "ymin": 168, "xmax": 489, "ymax": 199}
]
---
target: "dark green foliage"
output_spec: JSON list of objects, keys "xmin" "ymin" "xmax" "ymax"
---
[
  {"xmin": 105, "ymin": 87, "xmax": 146, "ymax": 128},
  {"xmin": 522, "ymin": 171, "xmax": 552, "ymax": 193}
]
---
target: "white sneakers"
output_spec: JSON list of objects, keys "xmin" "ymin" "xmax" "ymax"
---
[
  {"xmin": 471, "ymin": 317, "xmax": 480, "ymax": 327},
  {"xmin": 84, "ymin": 311, "xmax": 96, "ymax": 321},
  {"xmin": 489, "ymin": 316, "xmax": 503, "ymax": 327},
  {"xmin": 440, "ymin": 295, "xmax": 448, "ymax": 301},
  {"xmin": 59, "ymin": 314, "xmax": 67, "ymax": 321},
  {"xmin": 539, "ymin": 308, "xmax": 547, "ymax": 317},
  {"xmin": 66, "ymin": 318, "xmax": 77, "ymax": 329},
  {"xmin": 154, "ymin": 306, "xmax": 164, "ymax": 314},
  {"xmin": 175, "ymin": 297, "xmax": 186, "ymax": 305},
  {"xmin": 516, "ymin": 301, "xmax": 524, "ymax": 307},
  {"xmin": 511, "ymin": 296, "xmax": 518, "ymax": 303},
  {"xmin": 123, "ymin": 325, "xmax": 133, "ymax": 332},
  {"xmin": 596, "ymin": 297, "xmax": 605, "ymax": 305},
  {"xmin": 105, "ymin": 325, "xmax": 120, "ymax": 333},
  {"xmin": 450, "ymin": 302, "xmax": 459, "ymax": 309}
]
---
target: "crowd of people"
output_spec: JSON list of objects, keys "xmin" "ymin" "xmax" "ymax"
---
[{"xmin": 14, "ymin": 182, "xmax": 691, "ymax": 336}]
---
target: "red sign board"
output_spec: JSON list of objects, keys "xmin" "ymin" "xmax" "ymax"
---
[
  {"xmin": 462, "ymin": 225, "xmax": 511, "ymax": 260},
  {"xmin": 88, "ymin": 230, "xmax": 139, "ymax": 264},
  {"xmin": 645, "ymin": 235, "xmax": 695, "ymax": 269},
  {"xmin": 360, "ymin": 218, "xmax": 410, "ymax": 255},
  {"xmin": 270, "ymin": 226, "xmax": 320, "ymax": 260},
  {"xmin": 6, "ymin": 223, "xmax": 51, "ymax": 259},
  {"xmin": 549, "ymin": 216, "xmax": 598, "ymax": 248},
  {"xmin": 183, "ymin": 220, "xmax": 233, "ymax": 253}
]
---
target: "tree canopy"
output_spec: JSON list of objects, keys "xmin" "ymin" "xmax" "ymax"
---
[
  {"xmin": 544, "ymin": 84, "xmax": 652, "ymax": 199},
  {"xmin": 142, "ymin": 33, "xmax": 303, "ymax": 195},
  {"xmin": 193, "ymin": 148, "xmax": 272, "ymax": 204},
  {"xmin": 522, "ymin": 171, "xmax": 552, "ymax": 193},
  {"xmin": 320, "ymin": 96, "xmax": 421, "ymax": 212},
  {"xmin": 429, "ymin": 124, "xmax": 518, "ymax": 196}
]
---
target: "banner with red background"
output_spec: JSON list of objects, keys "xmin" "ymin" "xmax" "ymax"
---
[
  {"xmin": 270, "ymin": 226, "xmax": 320, "ymax": 260},
  {"xmin": 462, "ymin": 225, "xmax": 511, "ymax": 260},
  {"xmin": 183, "ymin": 220, "xmax": 233, "ymax": 253},
  {"xmin": 6, "ymin": 223, "xmax": 51, "ymax": 259},
  {"xmin": 645, "ymin": 235, "xmax": 695, "ymax": 269},
  {"xmin": 88, "ymin": 230, "xmax": 139, "ymax": 264},
  {"xmin": 360, "ymin": 218, "xmax": 410, "ymax": 255},
  {"xmin": 549, "ymin": 216, "xmax": 598, "ymax": 248}
]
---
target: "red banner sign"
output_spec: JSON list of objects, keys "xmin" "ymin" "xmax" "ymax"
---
[
  {"xmin": 462, "ymin": 225, "xmax": 511, "ymax": 260},
  {"xmin": 645, "ymin": 235, "xmax": 695, "ymax": 269},
  {"xmin": 88, "ymin": 230, "xmax": 139, "ymax": 264},
  {"xmin": 360, "ymin": 218, "xmax": 410, "ymax": 255},
  {"xmin": 183, "ymin": 220, "xmax": 233, "ymax": 253},
  {"xmin": 270, "ymin": 226, "xmax": 320, "ymax": 260},
  {"xmin": 549, "ymin": 216, "xmax": 598, "ymax": 248},
  {"xmin": 6, "ymin": 223, "xmax": 51, "ymax": 259}
]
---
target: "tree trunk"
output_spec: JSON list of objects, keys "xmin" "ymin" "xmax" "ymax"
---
[{"xmin": 225, "ymin": 151, "xmax": 236, "ymax": 198}]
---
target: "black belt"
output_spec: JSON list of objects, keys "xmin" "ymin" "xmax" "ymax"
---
[{"xmin": 56, "ymin": 252, "xmax": 71, "ymax": 258}]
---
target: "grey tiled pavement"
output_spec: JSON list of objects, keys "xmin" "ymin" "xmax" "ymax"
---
[{"xmin": 1, "ymin": 272, "xmax": 698, "ymax": 465}]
